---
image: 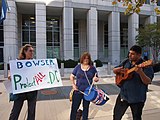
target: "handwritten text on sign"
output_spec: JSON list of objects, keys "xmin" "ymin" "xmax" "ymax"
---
[{"xmin": 9, "ymin": 59, "xmax": 63, "ymax": 94}]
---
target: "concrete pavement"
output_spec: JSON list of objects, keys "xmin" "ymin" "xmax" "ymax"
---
[{"xmin": 0, "ymin": 70, "xmax": 160, "ymax": 120}]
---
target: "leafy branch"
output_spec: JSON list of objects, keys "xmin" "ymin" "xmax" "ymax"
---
[{"xmin": 112, "ymin": 0, "xmax": 160, "ymax": 15}]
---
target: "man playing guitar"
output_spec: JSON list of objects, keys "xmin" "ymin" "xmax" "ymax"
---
[{"xmin": 113, "ymin": 45, "xmax": 154, "ymax": 120}]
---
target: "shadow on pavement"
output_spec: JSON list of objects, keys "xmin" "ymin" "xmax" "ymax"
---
[{"xmin": 37, "ymin": 84, "xmax": 120, "ymax": 101}]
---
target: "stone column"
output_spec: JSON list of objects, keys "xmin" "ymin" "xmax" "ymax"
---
[
  {"xmin": 108, "ymin": 11, "xmax": 120, "ymax": 65},
  {"xmin": 145, "ymin": 2, "xmax": 157, "ymax": 24},
  {"xmin": 128, "ymin": 13, "xmax": 139, "ymax": 49},
  {"xmin": 145, "ymin": 15, "xmax": 157, "ymax": 24},
  {"xmin": 63, "ymin": 0, "xmax": 74, "ymax": 60},
  {"xmin": 4, "ymin": 0, "xmax": 18, "ymax": 77},
  {"xmin": 35, "ymin": 2, "xmax": 46, "ymax": 59},
  {"xmin": 79, "ymin": 20, "xmax": 87, "ymax": 55},
  {"xmin": 87, "ymin": 7, "xmax": 98, "ymax": 60}
]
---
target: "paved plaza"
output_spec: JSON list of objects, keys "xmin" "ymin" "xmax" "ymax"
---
[{"xmin": 0, "ymin": 71, "xmax": 160, "ymax": 120}]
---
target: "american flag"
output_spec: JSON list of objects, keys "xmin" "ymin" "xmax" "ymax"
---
[{"xmin": 0, "ymin": 0, "xmax": 9, "ymax": 23}]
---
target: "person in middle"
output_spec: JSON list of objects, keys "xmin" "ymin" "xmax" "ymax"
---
[{"xmin": 70, "ymin": 52, "xmax": 99, "ymax": 120}]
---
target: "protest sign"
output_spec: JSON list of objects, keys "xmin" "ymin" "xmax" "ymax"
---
[{"xmin": 9, "ymin": 59, "xmax": 63, "ymax": 94}]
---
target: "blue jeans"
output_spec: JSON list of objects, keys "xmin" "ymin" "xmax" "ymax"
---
[
  {"xmin": 113, "ymin": 94, "xmax": 145, "ymax": 120},
  {"xmin": 70, "ymin": 91, "xmax": 90, "ymax": 120}
]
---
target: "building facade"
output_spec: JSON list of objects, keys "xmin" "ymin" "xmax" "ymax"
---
[{"xmin": 0, "ymin": 0, "xmax": 160, "ymax": 66}]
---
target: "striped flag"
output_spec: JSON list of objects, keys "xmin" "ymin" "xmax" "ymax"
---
[{"xmin": 0, "ymin": 0, "xmax": 9, "ymax": 23}]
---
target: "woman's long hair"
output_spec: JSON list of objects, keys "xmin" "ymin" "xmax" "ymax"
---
[
  {"xmin": 18, "ymin": 44, "xmax": 32, "ymax": 60},
  {"xmin": 80, "ymin": 52, "xmax": 92, "ymax": 65}
]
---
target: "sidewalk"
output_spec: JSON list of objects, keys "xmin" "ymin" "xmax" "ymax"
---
[{"xmin": 0, "ymin": 69, "xmax": 160, "ymax": 120}]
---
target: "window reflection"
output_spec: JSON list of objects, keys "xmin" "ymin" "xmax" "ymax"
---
[
  {"xmin": 0, "ymin": 22, "xmax": 4, "ymax": 46},
  {"xmin": 74, "ymin": 21, "xmax": 79, "ymax": 60},
  {"xmin": 104, "ymin": 23, "xmax": 108, "ymax": 58},
  {"xmin": 46, "ymin": 17, "xmax": 60, "ymax": 59},
  {"xmin": 0, "ymin": 22, "xmax": 4, "ymax": 63},
  {"xmin": 120, "ymin": 23, "xmax": 128, "ymax": 60},
  {"xmin": 22, "ymin": 15, "xmax": 36, "ymax": 57}
]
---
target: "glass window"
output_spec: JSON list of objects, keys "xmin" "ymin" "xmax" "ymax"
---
[
  {"xmin": 54, "ymin": 32, "xmax": 60, "ymax": 43},
  {"xmin": 22, "ymin": 15, "xmax": 36, "ymax": 48},
  {"xmin": 74, "ymin": 21, "xmax": 79, "ymax": 60},
  {"xmin": 145, "ymin": 0, "xmax": 150, "ymax": 4},
  {"xmin": 104, "ymin": 24, "xmax": 108, "ymax": 57},
  {"xmin": 46, "ymin": 17, "xmax": 60, "ymax": 59},
  {"xmin": 30, "ymin": 31, "xmax": 36, "ymax": 42},
  {"xmin": 22, "ymin": 31, "xmax": 29, "ymax": 42},
  {"xmin": 47, "ymin": 32, "xmax": 52, "ymax": 43},
  {"xmin": 0, "ymin": 22, "xmax": 4, "ymax": 46},
  {"xmin": 120, "ymin": 23, "xmax": 128, "ymax": 61},
  {"xmin": 74, "ymin": 35, "xmax": 79, "ymax": 45},
  {"xmin": 0, "ymin": 48, "xmax": 3, "ymax": 62}
]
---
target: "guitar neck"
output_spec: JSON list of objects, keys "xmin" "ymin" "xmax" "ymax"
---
[
  {"xmin": 127, "ymin": 67, "xmax": 137, "ymax": 74},
  {"xmin": 127, "ymin": 60, "xmax": 152, "ymax": 74}
]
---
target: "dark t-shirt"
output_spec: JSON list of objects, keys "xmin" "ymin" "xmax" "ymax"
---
[
  {"xmin": 115, "ymin": 58, "xmax": 154, "ymax": 103},
  {"xmin": 72, "ymin": 64, "xmax": 97, "ymax": 91}
]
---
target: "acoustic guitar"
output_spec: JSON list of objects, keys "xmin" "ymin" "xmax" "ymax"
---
[{"xmin": 115, "ymin": 60, "xmax": 153, "ymax": 86}]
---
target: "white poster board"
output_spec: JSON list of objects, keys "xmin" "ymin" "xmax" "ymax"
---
[{"xmin": 9, "ymin": 59, "xmax": 63, "ymax": 94}]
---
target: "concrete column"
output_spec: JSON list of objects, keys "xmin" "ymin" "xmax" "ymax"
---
[
  {"xmin": 145, "ymin": 2, "xmax": 157, "ymax": 24},
  {"xmin": 79, "ymin": 20, "xmax": 87, "ymax": 55},
  {"xmin": 87, "ymin": 7, "xmax": 98, "ymax": 60},
  {"xmin": 35, "ymin": 2, "xmax": 46, "ymax": 59},
  {"xmin": 145, "ymin": 15, "xmax": 157, "ymax": 24},
  {"xmin": 4, "ymin": 0, "xmax": 18, "ymax": 77},
  {"xmin": 108, "ymin": 11, "xmax": 120, "ymax": 65},
  {"xmin": 63, "ymin": 0, "xmax": 74, "ymax": 60},
  {"xmin": 128, "ymin": 13, "xmax": 139, "ymax": 49}
]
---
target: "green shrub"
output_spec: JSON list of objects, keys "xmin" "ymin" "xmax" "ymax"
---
[
  {"xmin": 56, "ymin": 59, "xmax": 62, "ymax": 68},
  {"xmin": 0, "ymin": 64, "xmax": 10, "ymax": 70},
  {"xmin": 94, "ymin": 59, "xmax": 103, "ymax": 67},
  {"xmin": 64, "ymin": 59, "xmax": 78, "ymax": 68},
  {"xmin": 55, "ymin": 59, "xmax": 103, "ymax": 68},
  {"xmin": 0, "ymin": 64, "xmax": 3, "ymax": 70}
]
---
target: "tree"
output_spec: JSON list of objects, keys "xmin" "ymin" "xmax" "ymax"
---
[
  {"xmin": 112, "ymin": 0, "xmax": 160, "ymax": 15},
  {"xmin": 135, "ymin": 22, "xmax": 160, "ymax": 62}
]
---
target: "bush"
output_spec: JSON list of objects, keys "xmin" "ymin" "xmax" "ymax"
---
[
  {"xmin": 64, "ymin": 59, "xmax": 78, "ymax": 68},
  {"xmin": 0, "ymin": 63, "xmax": 10, "ymax": 70},
  {"xmin": 94, "ymin": 59, "xmax": 103, "ymax": 67},
  {"xmin": 56, "ymin": 59, "xmax": 63, "ymax": 68},
  {"xmin": 56, "ymin": 59, "xmax": 103, "ymax": 68},
  {"xmin": 0, "ymin": 64, "xmax": 3, "ymax": 70}
]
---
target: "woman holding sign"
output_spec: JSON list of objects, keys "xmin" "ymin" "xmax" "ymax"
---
[
  {"xmin": 9, "ymin": 44, "xmax": 37, "ymax": 120},
  {"xmin": 70, "ymin": 52, "xmax": 99, "ymax": 120}
]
